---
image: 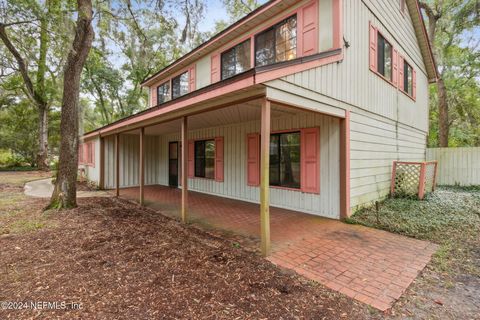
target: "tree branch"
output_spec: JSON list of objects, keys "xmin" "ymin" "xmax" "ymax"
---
[{"xmin": 0, "ymin": 24, "xmax": 44, "ymax": 107}]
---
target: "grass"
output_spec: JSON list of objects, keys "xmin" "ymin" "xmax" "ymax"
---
[
  {"xmin": 0, "ymin": 166, "xmax": 38, "ymax": 172},
  {"xmin": 0, "ymin": 171, "xmax": 53, "ymax": 236},
  {"xmin": 347, "ymin": 186, "xmax": 480, "ymax": 277}
]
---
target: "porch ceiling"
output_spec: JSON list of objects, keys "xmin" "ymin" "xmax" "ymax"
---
[{"xmin": 143, "ymin": 99, "xmax": 305, "ymax": 136}]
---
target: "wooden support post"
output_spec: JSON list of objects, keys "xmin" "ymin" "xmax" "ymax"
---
[
  {"xmin": 115, "ymin": 133, "xmax": 120, "ymax": 197},
  {"xmin": 99, "ymin": 137, "xmax": 105, "ymax": 190},
  {"xmin": 260, "ymin": 99, "xmax": 271, "ymax": 257},
  {"xmin": 139, "ymin": 127, "xmax": 145, "ymax": 205},
  {"xmin": 418, "ymin": 162, "xmax": 427, "ymax": 200},
  {"xmin": 391, "ymin": 160, "xmax": 398, "ymax": 196},
  {"xmin": 181, "ymin": 117, "xmax": 188, "ymax": 223},
  {"xmin": 339, "ymin": 110, "xmax": 351, "ymax": 219}
]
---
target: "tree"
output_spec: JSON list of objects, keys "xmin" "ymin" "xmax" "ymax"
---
[
  {"xmin": 79, "ymin": 0, "xmax": 207, "ymax": 132},
  {"xmin": 419, "ymin": 0, "xmax": 479, "ymax": 147},
  {"xmin": 221, "ymin": 0, "xmax": 261, "ymax": 22},
  {"xmin": 0, "ymin": 0, "xmax": 63, "ymax": 170},
  {"xmin": 48, "ymin": 0, "xmax": 94, "ymax": 209}
]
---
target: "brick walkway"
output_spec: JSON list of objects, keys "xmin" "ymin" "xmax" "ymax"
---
[{"xmin": 118, "ymin": 185, "xmax": 437, "ymax": 311}]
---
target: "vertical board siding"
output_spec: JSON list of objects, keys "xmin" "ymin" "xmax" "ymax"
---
[
  {"xmin": 350, "ymin": 110, "xmax": 426, "ymax": 209},
  {"xmin": 278, "ymin": 0, "xmax": 429, "ymax": 133},
  {"xmin": 104, "ymin": 135, "xmax": 159, "ymax": 189},
  {"xmin": 427, "ymin": 148, "xmax": 480, "ymax": 186},
  {"xmin": 153, "ymin": 113, "xmax": 340, "ymax": 218}
]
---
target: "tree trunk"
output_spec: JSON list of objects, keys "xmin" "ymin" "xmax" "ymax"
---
[
  {"xmin": 48, "ymin": 0, "xmax": 94, "ymax": 209},
  {"xmin": 437, "ymin": 78, "xmax": 449, "ymax": 147},
  {"xmin": 37, "ymin": 105, "xmax": 49, "ymax": 170},
  {"xmin": 36, "ymin": 6, "xmax": 50, "ymax": 171}
]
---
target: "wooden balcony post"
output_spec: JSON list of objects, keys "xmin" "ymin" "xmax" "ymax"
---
[
  {"xmin": 139, "ymin": 127, "xmax": 145, "ymax": 205},
  {"xmin": 260, "ymin": 98, "xmax": 271, "ymax": 257},
  {"xmin": 115, "ymin": 133, "xmax": 120, "ymax": 197},
  {"xmin": 181, "ymin": 116, "xmax": 188, "ymax": 223}
]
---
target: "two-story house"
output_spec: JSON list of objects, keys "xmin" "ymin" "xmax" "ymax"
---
[{"xmin": 79, "ymin": 0, "xmax": 437, "ymax": 255}]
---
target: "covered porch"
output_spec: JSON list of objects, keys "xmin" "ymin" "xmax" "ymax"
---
[
  {"xmin": 89, "ymin": 89, "xmax": 438, "ymax": 311},
  {"xmin": 95, "ymin": 88, "xmax": 351, "ymax": 256}
]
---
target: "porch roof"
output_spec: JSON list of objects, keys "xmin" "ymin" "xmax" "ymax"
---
[{"xmin": 82, "ymin": 49, "xmax": 345, "ymax": 141}]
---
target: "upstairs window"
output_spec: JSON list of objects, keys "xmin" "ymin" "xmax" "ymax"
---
[
  {"xmin": 403, "ymin": 61, "xmax": 413, "ymax": 95},
  {"xmin": 269, "ymin": 131, "xmax": 301, "ymax": 189},
  {"xmin": 172, "ymin": 71, "xmax": 189, "ymax": 99},
  {"xmin": 377, "ymin": 33, "xmax": 393, "ymax": 80},
  {"xmin": 255, "ymin": 15, "xmax": 297, "ymax": 67},
  {"xmin": 194, "ymin": 139, "xmax": 215, "ymax": 179},
  {"xmin": 157, "ymin": 81, "xmax": 171, "ymax": 104},
  {"xmin": 221, "ymin": 39, "xmax": 251, "ymax": 80}
]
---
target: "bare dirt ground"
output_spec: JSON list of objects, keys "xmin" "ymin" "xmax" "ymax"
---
[{"xmin": 0, "ymin": 172, "xmax": 374, "ymax": 319}]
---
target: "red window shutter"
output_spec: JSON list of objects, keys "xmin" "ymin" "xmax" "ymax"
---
[
  {"xmin": 246, "ymin": 133, "xmax": 260, "ymax": 186},
  {"xmin": 83, "ymin": 143, "xmax": 88, "ymax": 165},
  {"xmin": 211, "ymin": 53, "xmax": 220, "ymax": 83},
  {"xmin": 188, "ymin": 140, "xmax": 194, "ymax": 178},
  {"xmin": 298, "ymin": 0, "xmax": 319, "ymax": 57},
  {"xmin": 369, "ymin": 23, "xmax": 377, "ymax": 72},
  {"xmin": 151, "ymin": 87, "xmax": 157, "ymax": 106},
  {"xmin": 412, "ymin": 69, "xmax": 417, "ymax": 100},
  {"xmin": 301, "ymin": 128, "xmax": 320, "ymax": 194},
  {"xmin": 78, "ymin": 143, "xmax": 83, "ymax": 164},
  {"xmin": 189, "ymin": 65, "xmax": 196, "ymax": 92},
  {"xmin": 398, "ymin": 55, "xmax": 404, "ymax": 91},
  {"xmin": 214, "ymin": 137, "xmax": 224, "ymax": 182},
  {"xmin": 392, "ymin": 48, "xmax": 398, "ymax": 86}
]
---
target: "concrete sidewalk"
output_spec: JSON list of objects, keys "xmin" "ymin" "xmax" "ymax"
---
[{"xmin": 24, "ymin": 178, "xmax": 110, "ymax": 198}]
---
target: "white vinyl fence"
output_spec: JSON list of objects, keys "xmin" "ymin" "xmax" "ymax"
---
[{"xmin": 426, "ymin": 147, "xmax": 480, "ymax": 186}]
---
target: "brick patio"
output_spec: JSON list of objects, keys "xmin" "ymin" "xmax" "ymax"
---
[{"xmin": 118, "ymin": 185, "xmax": 437, "ymax": 311}]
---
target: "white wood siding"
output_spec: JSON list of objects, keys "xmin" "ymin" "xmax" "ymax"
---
[
  {"xmin": 350, "ymin": 109, "xmax": 426, "ymax": 209},
  {"xmin": 196, "ymin": 55, "xmax": 211, "ymax": 89},
  {"xmin": 279, "ymin": 0, "xmax": 429, "ymax": 132},
  {"xmin": 267, "ymin": 0, "xmax": 430, "ymax": 211},
  {"xmin": 427, "ymin": 148, "xmax": 480, "ymax": 186},
  {"xmin": 318, "ymin": 0, "xmax": 333, "ymax": 51},
  {"xmin": 105, "ymin": 113, "xmax": 340, "ymax": 218},
  {"xmin": 103, "ymin": 135, "xmax": 159, "ymax": 189}
]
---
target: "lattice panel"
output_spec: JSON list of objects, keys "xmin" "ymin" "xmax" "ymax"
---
[
  {"xmin": 393, "ymin": 163, "xmax": 421, "ymax": 198},
  {"xmin": 391, "ymin": 161, "xmax": 438, "ymax": 200}
]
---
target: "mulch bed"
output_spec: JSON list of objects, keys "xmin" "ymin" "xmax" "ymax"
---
[
  {"xmin": 76, "ymin": 180, "xmax": 96, "ymax": 191},
  {"xmin": 0, "ymin": 197, "xmax": 371, "ymax": 319}
]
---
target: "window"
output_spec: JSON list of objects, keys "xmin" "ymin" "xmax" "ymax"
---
[
  {"xmin": 269, "ymin": 132, "xmax": 301, "ymax": 188},
  {"xmin": 377, "ymin": 33, "xmax": 392, "ymax": 80},
  {"xmin": 194, "ymin": 140, "xmax": 215, "ymax": 179},
  {"xmin": 255, "ymin": 15, "xmax": 297, "ymax": 67},
  {"xmin": 403, "ymin": 61, "xmax": 413, "ymax": 95},
  {"xmin": 221, "ymin": 39, "xmax": 251, "ymax": 80},
  {"xmin": 157, "ymin": 81, "xmax": 171, "ymax": 104},
  {"xmin": 172, "ymin": 71, "xmax": 189, "ymax": 99}
]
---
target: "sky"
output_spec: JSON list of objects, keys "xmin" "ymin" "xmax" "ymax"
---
[{"xmin": 198, "ymin": 0, "xmax": 229, "ymax": 32}]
